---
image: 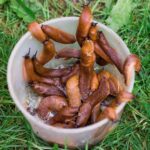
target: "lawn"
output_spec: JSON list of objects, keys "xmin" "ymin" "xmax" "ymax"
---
[{"xmin": 0, "ymin": 0, "xmax": 150, "ymax": 149}]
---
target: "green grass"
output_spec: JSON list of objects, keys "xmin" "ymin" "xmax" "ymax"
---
[{"xmin": 0, "ymin": 0, "xmax": 150, "ymax": 149}]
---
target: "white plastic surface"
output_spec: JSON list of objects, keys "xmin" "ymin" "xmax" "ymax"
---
[{"xmin": 7, "ymin": 17, "xmax": 135, "ymax": 148}]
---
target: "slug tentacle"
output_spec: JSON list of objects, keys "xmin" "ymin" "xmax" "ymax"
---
[{"xmin": 23, "ymin": 48, "xmax": 31, "ymax": 58}]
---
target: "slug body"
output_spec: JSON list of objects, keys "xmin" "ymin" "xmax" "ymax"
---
[
  {"xmin": 87, "ymin": 77, "xmax": 110, "ymax": 107},
  {"xmin": 61, "ymin": 64, "xmax": 80, "ymax": 84},
  {"xmin": 37, "ymin": 40, "xmax": 56, "ymax": 65},
  {"xmin": 91, "ymin": 103, "xmax": 100, "ymax": 123},
  {"xmin": 31, "ymin": 82, "xmax": 65, "ymax": 97},
  {"xmin": 76, "ymin": 77, "xmax": 110, "ymax": 127},
  {"xmin": 109, "ymin": 76, "xmax": 123, "ymax": 96},
  {"xmin": 116, "ymin": 91, "xmax": 135, "ymax": 104},
  {"xmin": 66, "ymin": 75, "xmax": 81, "ymax": 107},
  {"xmin": 98, "ymin": 70, "xmax": 123, "ymax": 96},
  {"xmin": 37, "ymin": 96, "xmax": 68, "ymax": 120},
  {"xmin": 91, "ymin": 71, "xmax": 99, "ymax": 91},
  {"xmin": 49, "ymin": 107, "xmax": 78, "ymax": 124},
  {"xmin": 88, "ymin": 22, "xmax": 98, "ymax": 41},
  {"xmin": 76, "ymin": 102, "xmax": 92, "ymax": 127},
  {"xmin": 97, "ymin": 90, "xmax": 134, "ymax": 122},
  {"xmin": 41, "ymin": 25, "xmax": 76, "ymax": 44},
  {"xmin": 97, "ymin": 31, "xmax": 123, "ymax": 73},
  {"xmin": 56, "ymin": 47, "xmax": 81, "ymax": 59},
  {"xmin": 23, "ymin": 55, "xmax": 61, "ymax": 86},
  {"xmin": 94, "ymin": 41, "xmax": 112, "ymax": 63},
  {"xmin": 123, "ymin": 54, "xmax": 141, "ymax": 86},
  {"xmin": 96, "ymin": 107, "xmax": 117, "ymax": 122},
  {"xmin": 79, "ymin": 40, "xmax": 95, "ymax": 100},
  {"xmin": 28, "ymin": 22, "xmax": 47, "ymax": 42},
  {"xmin": 33, "ymin": 56, "xmax": 71, "ymax": 78},
  {"xmin": 76, "ymin": 5, "xmax": 93, "ymax": 45}
]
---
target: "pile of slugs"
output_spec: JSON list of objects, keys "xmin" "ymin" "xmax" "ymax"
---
[{"xmin": 23, "ymin": 3, "xmax": 141, "ymax": 128}]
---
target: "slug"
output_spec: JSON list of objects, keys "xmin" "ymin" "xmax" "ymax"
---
[
  {"xmin": 32, "ymin": 55, "xmax": 72, "ymax": 78},
  {"xmin": 28, "ymin": 22, "xmax": 47, "ymax": 42},
  {"xmin": 61, "ymin": 63, "xmax": 80, "ymax": 84},
  {"xmin": 76, "ymin": 77, "xmax": 110, "ymax": 127},
  {"xmin": 76, "ymin": 4, "xmax": 93, "ymax": 45},
  {"xmin": 66, "ymin": 75, "xmax": 81, "ymax": 107},
  {"xmin": 94, "ymin": 41, "xmax": 112, "ymax": 64},
  {"xmin": 91, "ymin": 102, "xmax": 100, "ymax": 123},
  {"xmin": 98, "ymin": 70, "xmax": 123, "ymax": 96},
  {"xmin": 56, "ymin": 47, "xmax": 81, "ymax": 59},
  {"xmin": 49, "ymin": 107, "xmax": 79, "ymax": 124},
  {"xmin": 23, "ymin": 50, "xmax": 61, "ymax": 87},
  {"xmin": 79, "ymin": 39, "xmax": 95, "ymax": 100},
  {"xmin": 41, "ymin": 25, "xmax": 76, "ymax": 44},
  {"xmin": 96, "ymin": 91, "xmax": 134, "ymax": 122},
  {"xmin": 91, "ymin": 71, "xmax": 99, "ymax": 92},
  {"xmin": 96, "ymin": 107, "xmax": 117, "ymax": 122},
  {"xmin": 37, "ymin": 96, "xmax": 68, "ymax": 120},
  {"xmin": 30, "ymin": 82, "xmax": 65, "ymax": 97},
  {"xmin": 37, "ymin": 39, "xmax": 56, "ymax": 65},
  {"xmin": 97, "ymin": 31, "xmax": 123, "ymax": 73},
  {"xmin": 88, "ymin": 22, "xmax": 98, "ymax": 41},
  {"xmin": 123, "ymin": 54, "xmax": 141, "ymax": 86}
]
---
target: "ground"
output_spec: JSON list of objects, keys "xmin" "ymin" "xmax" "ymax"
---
[{"xmin": 0, "ymin": 0, "xmax": 150, "ymax": 149}]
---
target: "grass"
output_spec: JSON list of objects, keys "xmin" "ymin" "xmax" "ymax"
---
[{"xmin": 0, "ymin": 0, "xmax": 150, "ymax": 149}]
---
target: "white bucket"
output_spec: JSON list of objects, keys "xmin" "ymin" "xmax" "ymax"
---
[{"xmin": 7, "ymin": 17, "xmax": 134, "ymax": 148}]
